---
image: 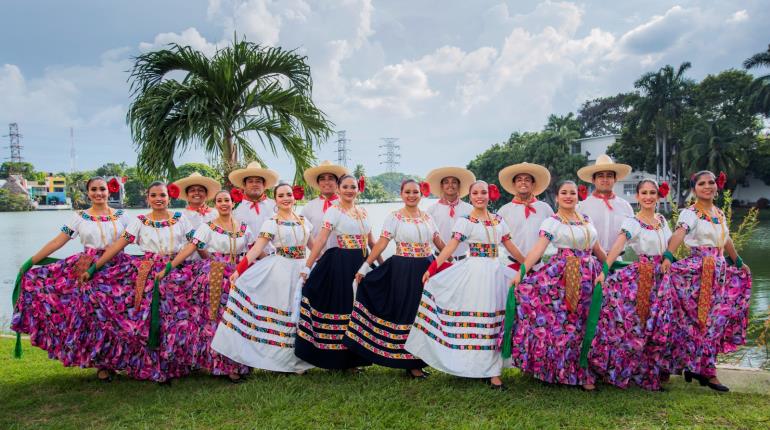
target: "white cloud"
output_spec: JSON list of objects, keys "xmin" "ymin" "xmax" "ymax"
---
[
  {"xmin": 616, "ymin": 6, "xmax": 696, "ymax": 55},
  {"xmin": 138, "ymin": 27, "xmax": 218, "ymax": 56},
  {"xmin": 727, "ymin": 9, "xmax": 749, "ymax": 23}
]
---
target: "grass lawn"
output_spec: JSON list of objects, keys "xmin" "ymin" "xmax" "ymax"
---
[{"xmin": 1, "ymin": 338, "xmax": 769, "ymax": 429}]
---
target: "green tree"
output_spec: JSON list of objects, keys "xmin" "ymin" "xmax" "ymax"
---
[
  {"xmin": 0, "ymin": 162, "xmax": 45, "ymax": 181},
  {"xmin": 169, "ymin": 162, "xmax": 223, "ymax": 183},
  {"xmin": 577, "ymin": 93, "xmax": 635, "ymax": 137},
  {"xmin": 0, "ymin": 188, "xmax": 34, "ymax": 211},
  {"xmin": 743, "ymin": 44, "xmax": 770, "ymax": 117},
  {"xmin": 634, "ymin": 62, "xmax": 694, "ymax": 202},
  {"xmin": 66, "ymin": 170, "xmax": 96, "ymax": 209},
  {"xmin": 127, "ymin": 35, "xmax": 333, "ymax": 181},
  {"xmin": 372, "ymin": 172, "xmax": 422, "ymax": 195},
  {"xmin": 352, "ymin": 164, "xmax": 391, "ymax": 202},
  {"xmin": 94, "ymin": 162, "xmax": 128, "ymax": 178},
  {"xmin": 683, "ymin": 120, "xmax": 750, "ymax": 183}
]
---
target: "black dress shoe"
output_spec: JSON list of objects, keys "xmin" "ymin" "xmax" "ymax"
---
[
  {"xmin": 706, "ymin": 381, "xmax": 730, "ymax": 392},
  {"xmin": 484, "ymin": 378, "xmax": 506, "ymax": 390},
  {"xmin": 405, "ymin": 369, "xmax": 428, "ymax": 380},
  {"xmin": 683, "ymin": 370, "xmax": 707, "ymax": 384}
]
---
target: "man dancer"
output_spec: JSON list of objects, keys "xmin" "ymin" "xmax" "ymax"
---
[
  {"xmin": 300, "ymin": 160, "xmax": 349, "ymax": 254},
  {"xmin": 229, "ymin": 162, "xmax": 279, "ymax": 253},
  {"xmin": 425, "ymin": 166, "xmax": 476, "ymax": 262}
]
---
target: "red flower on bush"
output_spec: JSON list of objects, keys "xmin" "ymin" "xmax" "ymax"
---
[
  {"xmin": 488, "ymin": 184, "xmax": 501, "ymax": 201},
  {"xmin": 121, "ymin": 176, "xmax": 128, "ymax": 184},
  {"xmin": 578, "ymin": 184, "xmax": 588, "ymax": 201},
  {"xmin": 167, "ymin": 183, "xmax": 180, "ymax": 199},
  {"xmin": 658, "ymin": 181, "xmax": 670, "ymax": 199},
  {"xmin": 358, "ymin": 176, "xmax": 366, "ymax": 193},
  {"xmin": 716, "ymin": 171, "xmax": 727, "ymax": 190},
  {"xmin": 419, "ymin": 181, "xmax": 431, "ymax": 197},
  {"xmin": 292, "ymin": 185, "xmax": 305, "ymax": 201},
  {"xmin": 107, "ymin": 177, "xmax": 120, "ymax": 194},
  {"xmin": 229, "ymin": 188, "xmax": 244, "ymax": 204}
]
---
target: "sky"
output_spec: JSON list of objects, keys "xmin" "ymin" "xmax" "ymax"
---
[{"xmin": 1, "ymin": 0, "xmax": 769, "ymax": 181}]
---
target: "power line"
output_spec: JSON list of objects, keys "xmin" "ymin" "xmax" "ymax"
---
[
  {"xmin": 336, "ymin": 130, "xmax": 351, "ymax": 168},
  {"xmin": 3, "ymin": 123, "xmax": 23, "ymax": 175},
  {"xmin": 379, "ymin": 137, "xmax": 400, "ymax": 173}
]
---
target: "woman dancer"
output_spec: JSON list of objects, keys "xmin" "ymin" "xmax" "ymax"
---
[
  {"xmin": 295, "ymin": 174, "xmax": 377, "ymax": 370},
  {"xmin": 346, "ymin": 179, "xmax": 445, "ymax": 378},
  {"xmin": 211, "ymin": 183, "xmax": 314, "ymax": 374},
  {"xmin": 661, "ymin": 171, "xmax": 752, "ymax": 392},
  {"xmin": 405, "ymin": 181, "xmax": 524, "ymax": 389},
  {"xmin": 510, "ymin": 180, "xmax": 607, "ymax": 391},
  {"xmin": 590, "ymin": 179, "xmax": 673, "ymax": 391}
]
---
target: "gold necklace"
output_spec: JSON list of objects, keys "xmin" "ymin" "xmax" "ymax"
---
[
  {"xmin": 88, "ymin": 207, "xmax": 117, "ymax": 248},
  {"xmin": 150, "ymin": 211, "xmax": 174, "ymax": 256},
  {"xmin": 694, "ymin": 202, "xmax": 726, "ymax": 249},
  {"xmin": 558, "ymin": 211, "xmax": 589, "ymax": 250}
]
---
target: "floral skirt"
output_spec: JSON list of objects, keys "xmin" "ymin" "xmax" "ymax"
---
[
  {"xmin": 344, "ymin": 255, "xmax": 430, "ymax": 369},
  {"xmin": 404, "ymin": 256, "xmax": 508, "ymax": 378},
  {"xmin": 589, "ymin": 255, "xmax": 673, "ymax": 390},
  {"xmin": 160, "ymin": 254, "xmax": 249, "ymax": 376},
  {"xmin": 510, "ymin": 248, "xmax": 601, "ymax": 386},
  {"xmin": 70, "ymin": 252, "xmax": 190, "ymax": 382},
  {"xmin": 663, "ymin": 247, "xmax": 752, "ymax": 377},
  {"xmin": 295, "ymin": 248, "xmax": 371, "ymax": 369},
  {"xmin": 211, "ymin": 254, "xmax": 313, "ymax": 373},
  {"xmin": 11, "ymin": 248, "xmax": 129, "ymax": 365}
]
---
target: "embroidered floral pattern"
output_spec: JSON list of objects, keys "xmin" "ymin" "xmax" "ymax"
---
[
  {"xmin": 336, "ymin": 234, "xmax": 365, "ymax": 249},
  {"xmin": 394, "ymin": 241, "xmax": 432, "ymax": 257},
  {"xmin": 276, "ymin": 245, "xmax": 306, "ymax": 259},
  {"xmin": 466, "ymin": 214, "xmax": 503, "ymax": 226},
  {"xmin": 79, "ymin": 209, "xmax": 125, "ymax": 222},
  {"xmin": 61, "ymin": 225, "xmax": 75, "ymax": 237},
  {"xmin": 452, "ymin": 232, "xmax": 468, "ymax": 242},
  {"xmin": 138, "ymin": 212, "xmax": 182, "ymax": 228},
  {"xmin": 468, "ymin": 242, "xmax": 498, "ymax": 258},
  {"xmin": 206, "ymin": 221, "xmax": 247, "ymax": 238},
  {"xmin": 121, "ymin": 231, "xmax": 136, "ymax": 243}
]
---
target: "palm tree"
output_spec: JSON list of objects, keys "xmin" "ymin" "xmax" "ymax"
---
[
  {"xmin": 683, "ymin": 120, "xmax": 749, "ymax": 181},
  {"xmin": 127, "ymin": 36, "xmax": 333, "ymax": 181},
  {"xmin": 634, "ymin": 62, "xmax": 694, "ymax": 204},
  {"xmin": 743, "ymin": 44, "xmax": 770, "ymax": 117}
]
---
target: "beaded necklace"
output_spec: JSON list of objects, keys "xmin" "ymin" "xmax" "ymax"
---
[
  {"xmin": 87, "ymin": 207, "xmax": 118, "ymax": 248},
  {"xmin": 149, "ymin": 211, "xmax": 175, "ymax": 256},
  {"xmin": 694, "ymin": 202, "xmax": 726, "ymax": 249},
  {"xmin": 558, "ymin": 211, "xmax": 590, "ymax": 250}
]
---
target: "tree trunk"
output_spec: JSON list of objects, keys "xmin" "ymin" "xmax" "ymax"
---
[
  {"xmin": 662, "ymin": 133, "xmax": 668, "ymax": 211},
  {"xmin": 223, "ymin": 129, "xmax": 236, "ymax": 178},
  {"xmin": 655, "ymin": 132, "xmax": 661, "ymax": 183}
]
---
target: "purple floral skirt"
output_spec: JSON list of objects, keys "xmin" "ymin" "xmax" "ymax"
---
[
  {"xmin": 11, "ymin": 248, "xmax": 130, "ymax": 365},
  {"xmin": 511, "ymin": 248, "xmax": 601, "ymax": 386},
  {"xmin": 663, "ymin": 246, "xmax": 752, "ymax": 378},
  {"xmin": 589, "ymin": 255, "xmax": 673, "ymax": 390},
  {"xmin": 70, "ymin": 252, "xmax": 190, "ymax": 382},
  {"xmin": 159, "ymin": 253, "xmax": 249, "ymax": 376}
]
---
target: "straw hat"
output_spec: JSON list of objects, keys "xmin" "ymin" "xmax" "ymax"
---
[
  {"xmin": 498, "ymin": 163, "xmax": 551, "ymax": 196},
  {"xmin": 577, "ymin": 154, "xmax": 631, "ymax": 183},
  {"xmin": 425, "ymin": 167, "xmax": 476, "ymax": 198},
  {"xmin": 228, "ymin": 161, "xmax": 279, "ymax": 189},
  {"xmin": 173, "ymin": 172, "xmax": 221, "ymax": 201},
  {"xmin": 303, "ymin": 160, "xmax": 349, "ymax": 191}
]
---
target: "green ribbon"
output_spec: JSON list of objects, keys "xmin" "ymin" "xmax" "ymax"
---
[
  {"xmin": 608, "ymin": 260, "xmax": 630, "ymax": 272},
  {"xmin": 501, "ymin": 265, "xmax": 524, "ymax": 359},
  {"xmin": 12, "ymin": 257, "xmax": 60, "ymax": 358},
  {"xmin": 579, "ymin": 279, "xmax": 604, "ymax": 369},
  {"xmin": 147, "ymin": 279, "xmax": 162, "ymax": 349}
]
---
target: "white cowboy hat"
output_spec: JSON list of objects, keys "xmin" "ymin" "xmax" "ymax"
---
[
  {"xmin": 228, "ymin": 161, "xmax": 280, "ymax": 190},
  {"xmin": 577, "ymin": 154, "xmax": 632, "ymax": 183},
  {"xmin": 498, "ymin": 162, "xmax": 551, "ymax": 196},
  {"xmin": 303, "ymin": 160, "xmax": 350, "ymax": 191},
  {"xmin": 425, "ymin": 166, "xmax": 476, "ymax": 198},
  {"xmin": 173, "ymin": 172, "xmax": 221, "ymax": 201}
]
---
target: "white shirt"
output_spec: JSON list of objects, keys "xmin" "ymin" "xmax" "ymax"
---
[
  {"xmin": 450, "ymin": 215, "xmax": 512, "ymax": 257},
  {"xmin": 426, "ymin": 199, "xmax": 473, "ymax": 258},
  {"xmin": 322, "ymin": 205, "xmax": 371, "ymax": 249},
  {"xmin": 380, "ymin": 211, "xmax": 439, "ymax": 257},
  {"xmin": 676, "ymin": 207, "xmax": 730, "ymax": 249},
  {"xmin": 61, "ymin": 209, "xmax": 130, "ymax": 250},
  {"xmin": 577, "ymin": 194, "xmax": 634, "ymax": 252},
  {"xmin": 182, "ymin": 208, "xmax": 217, "ymax": 230},
  {"xmin": 232, "ymin": 196, "xmax": 276, "ymax": 252},
  {"xmin": 620, "ymin": 215, "xmax": 673, "ymax": 256},
  {"xmin": 299, "ymin": 197, "xmax": 338, "ymax": 253},
  {"xmin": 538, "ymin": 214, "xmax": 598, "ymax": 251},
  {"xmin": 497, "ymin": 199, "xmax": 554, "ymax": 257},
  {"xmin": 259, "ymin": 216, "xmax": 314, "ymax": 258},
  {"xmin": 123, "ymin": 212, "xmax": 194, "ymax": 255},
  {"xmin": 190, "ymin": 221, "xmax": 253, "ymax": 260}
]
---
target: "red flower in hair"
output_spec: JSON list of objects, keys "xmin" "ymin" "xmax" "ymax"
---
[
  {"xmin": 658, "ymin": 181, "xmax": 670, "ymax": 199},
  {"xmin": 292, "ymin": 185, "xmax": 305, "ymax": 201},
  {"xmin": 488, "ymin": 184, "xmax": 501, "ymax": 201},
  {"xmin": 107, "ymin": 177, "xmax": 120, "ymax": 194},
  {"xmin": 419, "ymin": 181, "xmax": 431, "ymax": 197},
  {"xmin": 167, "ymin": 183, "xmax": 180, "ymax": 199},
  {"xmin": 578, "ymin": 184, "xmax": 588, "ymax": 201},
  {"xmin": 121, "ymin": 176, "xmax": 128, "ymax": 184},
  {"xmin": 358, "ymin": 176, "xmax": 366, "ymax": 193},
  {"xmin": 229, "ymin": 188, "xmax": 244, "ymax": 203},
  {"xmin": 716, "ymin": 171, "xmax": 727, "ymax": 190}
]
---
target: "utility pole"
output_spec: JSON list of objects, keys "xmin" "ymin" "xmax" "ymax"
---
[
  {"xmin": 69, "ymin": 127, "xmax": 77, "ymax": 174},
  {"xmin": 379, "ymin": 137, "xmax": 400, "ymax": 173},
  {"xmin": 4, "ymin": 123, "xmax": 23, "ymax": 175},
  {"xmin": 336, "ymin": 130, "xmax": 350, "ymax": 168}
]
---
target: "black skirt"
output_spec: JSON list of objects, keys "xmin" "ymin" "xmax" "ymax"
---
[
  {"xmin": 344, "ymin": 255, "xmax": 430, "ymax": 369},
  {"xmin": 295, "ymin": 248, "xmax": 371, "ymax": 369}
]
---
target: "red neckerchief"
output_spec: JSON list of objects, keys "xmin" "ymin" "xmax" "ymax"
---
[
  {"xmin": 438, "ymin": 198, "xmax": 460, "ymax": 217},
  {"xmin": 186, "ymin": 205, "xmax": 211, "ymax": 216},
  {"xmin": 244, "ymin": 194, "xmax": 268, "ymax": 215},
  {"xmin": 511, "ymin": 196, "xmax": 537, "ymax": 218},
  {"xmin": 592, "ymin": 191, "xmax": 616, "ymax": 210},
  {"xmin": 321, "ymin": 194, "xmax": 339, "ymax": 212}
]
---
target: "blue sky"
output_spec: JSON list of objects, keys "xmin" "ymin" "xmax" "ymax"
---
[{"xmin": 2, "ymin": 0, "xmax": 769, "ymax": 181}]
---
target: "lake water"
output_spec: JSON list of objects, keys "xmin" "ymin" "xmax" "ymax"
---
[{"xmin": 2, "ymin": 203, "xmax": 768, "ymax": 362}]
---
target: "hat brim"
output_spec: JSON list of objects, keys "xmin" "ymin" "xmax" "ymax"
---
[
  {"xmin": 577, "ymin": 164, "xmax": 632, "ymax": 183},
  {"xmin": 228, "ymin": 167, "xmax": 279, "ymax": 190},
  {"xmin": 425, "ymin": 167, "xmax": 476, "ymax": 198},
  {"xmin": 174, "ymin": 176, "xmax": 222, "ymax": 201},
  {"xmin": 303, "ymin": 164, "xmax": 350, "ymax": 191},
  {"xmin": 498, "ymin": 163, "xmax": 551, "ymax": 196}
]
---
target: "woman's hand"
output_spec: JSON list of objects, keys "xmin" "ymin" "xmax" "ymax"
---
[
  {"xmin": 355, "ymin": 273, "xmax": 364, "ymax": 284},
  {"xmin": 300, "ymin": 266, "xmax": 311, "ymax": 283},
  {"xmin": 79, "ymin": 272, "xmax": 91, "ymax": 285},
  {"xmin": 510, "ymin": 271, "xmax": 521, "ymax": 288},
  {"xmin": 154, "ymin": 271, "xmax": 166, "ymax": 281},
  {"xmin": 421, "ymin": 271, "xmax": 430, "ymax": 285},
  {"xmin": 230, "ymin": 272, "xmax": 240, "ymax": 284},
  {"xmin": 743, "ymin": 264, "xmax": 751, "ymax": 274},
  {"xmin": 661, "ymin": 259, "xmax": 671, "ymax": 273},
  {"xmin": 595, "ymin": 272, "xmax": 605, "ymax": 285}
]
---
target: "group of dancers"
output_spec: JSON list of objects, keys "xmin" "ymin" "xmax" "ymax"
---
[{"xmin": 11, "ymin": 155, "xmax": 752, "ymax": 392}]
